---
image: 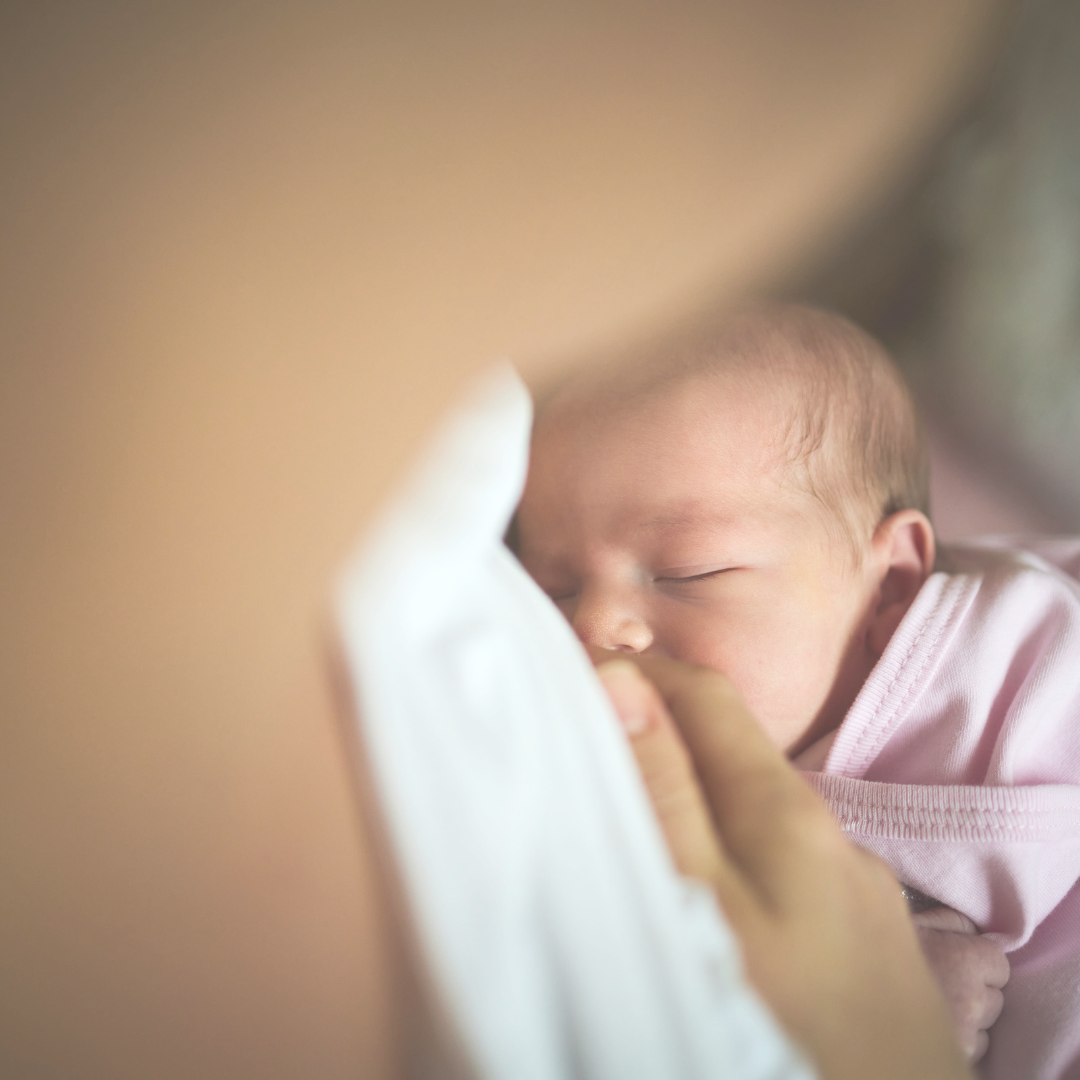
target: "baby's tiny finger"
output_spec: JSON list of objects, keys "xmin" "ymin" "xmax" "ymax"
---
[
  {"xmin": 911, "ymin": 906, "xmax": 978, "ymax": 934},
  {"xmin": 969, "ymin": 1029, "xmax": 989, "ymax": 1065},
  {"xmin": 984, "ymin": 944, "xmax": 1010, "ymax": 991},
  {"xmin": 977, "ymin": 986, "xmax": 1005, "ymax": 1033}
]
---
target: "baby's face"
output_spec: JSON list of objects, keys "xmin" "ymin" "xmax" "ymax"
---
[{"xmin": 516, "ymin": 376, "xmax": 879, "ymax": 755}]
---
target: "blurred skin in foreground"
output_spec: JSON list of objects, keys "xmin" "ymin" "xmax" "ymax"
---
[{"xmin": 0, "ymin": 2, "xmax": 1009, "ymax": 1077}]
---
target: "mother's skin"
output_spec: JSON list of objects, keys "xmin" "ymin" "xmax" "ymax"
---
[{"xmin": 0, "ymin": 3, "xmax": 1005, "ymax": 1077}]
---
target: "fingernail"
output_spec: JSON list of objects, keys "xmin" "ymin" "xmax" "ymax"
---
[{"xmin": 596, "ymin": 661, "xmax": 651, "ymax": 735}]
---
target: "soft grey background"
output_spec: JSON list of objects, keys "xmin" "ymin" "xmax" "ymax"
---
[{"xmin": 799, "ymin": 0, "xmax": 1080, "ymax": 541}]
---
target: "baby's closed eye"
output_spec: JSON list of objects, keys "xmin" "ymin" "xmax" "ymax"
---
[{"xmin": 654, "ymin": 566, "xmax": 736, "ymax": 584}]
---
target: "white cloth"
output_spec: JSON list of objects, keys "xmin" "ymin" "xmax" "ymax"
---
[{"xmin": 336, "ymin": 366, "xmax": 812, "ymax": 1080}]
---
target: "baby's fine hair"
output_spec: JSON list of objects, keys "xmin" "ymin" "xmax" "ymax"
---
[
  {"xmin": 559, "ymin": 303, "xmax": 929, "ymax": 550},
  {"xmin": 698, "ymin": 304, "xmax": 929, "ymax": 543}
]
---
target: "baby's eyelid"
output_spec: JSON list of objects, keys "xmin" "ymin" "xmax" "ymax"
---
[{"xmin": 654, "ymin": 566, "xmax": 732, "ymax": 583}]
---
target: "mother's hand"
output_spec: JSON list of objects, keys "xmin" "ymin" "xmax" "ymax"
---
[{"xmin": 595, "ymin": 655, "xmax": 972, "ymax": 1080}]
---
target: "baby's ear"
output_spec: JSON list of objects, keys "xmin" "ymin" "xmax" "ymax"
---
[{"xmin": 867, "ymin": 510, "xmax": 936, "ymax": 657}]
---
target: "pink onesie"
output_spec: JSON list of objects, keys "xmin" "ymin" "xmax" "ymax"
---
[{"xmin": 800, "ymin": 538, "xmax": 1080, "ymax": 1080}]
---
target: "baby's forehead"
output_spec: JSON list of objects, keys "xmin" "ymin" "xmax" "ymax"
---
[
  {"xmin": 542, "ymin": 358, "xmax": 860, "ymax": 526},
  {"xmin": 543, "ymin": 361, "xmax": 808, "ymax": 459}
]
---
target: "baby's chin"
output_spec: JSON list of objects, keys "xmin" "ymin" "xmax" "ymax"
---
[
  {"xmin": 734, "ymin": 659, "xmax": 860, "ymax": 759},
  {"xmin": 740, "ymin": 697, "xmax": 836, "ymax": 759}
]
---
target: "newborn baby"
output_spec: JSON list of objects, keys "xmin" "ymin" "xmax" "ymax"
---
[{"xmin": 516, "ymin": 305, "xmax": 1080, "ymax": 1078}]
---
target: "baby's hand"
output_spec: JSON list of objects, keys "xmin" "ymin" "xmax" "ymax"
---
[{"xmin": 912, "ymin": 905, "xmax": 1009, "ymax": 1064}]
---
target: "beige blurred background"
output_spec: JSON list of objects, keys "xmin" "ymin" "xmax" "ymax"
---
[{"xmin": 0, "ymin": 2, "xmax": 1055, "ymax": 1077}]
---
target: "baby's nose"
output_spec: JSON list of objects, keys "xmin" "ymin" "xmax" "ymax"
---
[{"xmin": 571, "ymin": 585, "xmax": 653, "ymax": 654}]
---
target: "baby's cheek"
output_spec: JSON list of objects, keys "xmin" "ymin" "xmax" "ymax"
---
[
  {"xmin": 659, "ymin": 605, "xmax": 838, "ymax": 752},
  {"xmin": 649, "ymin": 607, "xmax": 732, "ymax": 667},
  {"xmin": 654, "ymin": 610, "xmax": 773, "ymax": 706}
]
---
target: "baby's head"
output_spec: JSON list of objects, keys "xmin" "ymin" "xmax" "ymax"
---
[{"xmin": 516, "ymin": 304, "xmax": 934, "ymax": 755}]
